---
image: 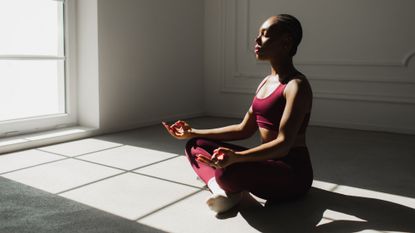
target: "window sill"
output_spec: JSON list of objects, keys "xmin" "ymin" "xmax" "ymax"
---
[{"xmin": 0, "ymin": 126, "xmax": 99, "ymax": 155}]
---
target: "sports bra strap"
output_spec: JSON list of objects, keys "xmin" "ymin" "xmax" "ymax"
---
[{"xmin": 255, "ymin": 76, "xmax": 271, "ymax": 94}]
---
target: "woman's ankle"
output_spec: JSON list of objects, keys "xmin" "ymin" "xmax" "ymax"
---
[{"xmin": 206, "ymin": 192, "xmax": 243, "ymax": 213}]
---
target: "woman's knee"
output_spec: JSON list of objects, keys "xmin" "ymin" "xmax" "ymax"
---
[
  {"xmin": 214, "ymin": 167, "xmax": 243, "ymax": 193},
  {"xmin": 185, "ymin": 137, "xmax": 198, "ymax": 149},
  {"xmin": 185, "ymin": 137, "xmax": 212, "ymax": 148},
  {"xmin": 185, "ymin": 137, "xmax": 210, "ymax": 157},
  {"xmin": 185, "ymin": 137, "xmax": 219, "ymax": 154},
  {"xmin": 185, "ymin": 138, "xmax": 198, "ymax": 158}
]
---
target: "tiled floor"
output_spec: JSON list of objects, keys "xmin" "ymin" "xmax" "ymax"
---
[{"xmin": 1, "ymin": 116, "xmax": 414, "ymax": 233}]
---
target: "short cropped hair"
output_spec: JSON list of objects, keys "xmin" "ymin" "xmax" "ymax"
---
[{"xmin": 276, "ymin": 14, "xmax": 303, "ymax": 56}]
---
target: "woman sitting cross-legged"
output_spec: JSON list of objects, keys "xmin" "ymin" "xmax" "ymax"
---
[{"xmin": 162, "ymin": 14, "xmax": 313, "ymax": 214}]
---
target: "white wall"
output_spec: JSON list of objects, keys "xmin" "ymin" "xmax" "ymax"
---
[
  {"xmin": 77, "ymin": 0, "xmax": 100, "ymax": 129},
  {"xmin": 204, "ymin": 0, "xmax": 415, "ymax": 134},
  {"xmin": 77, "ymin": 0, "xmax": 205, "ymax": 133},
  {"xmin": 77, "ymin": 0, "xmax": 414, "ymax": 135}
]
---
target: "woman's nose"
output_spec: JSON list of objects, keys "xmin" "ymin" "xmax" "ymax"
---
[{"xmin": 255, "ymin": 35, "xmax": 261, "ymax": 45}]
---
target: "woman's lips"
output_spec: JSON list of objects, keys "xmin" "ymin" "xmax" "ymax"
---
[{"xmin": 254, "ymin": 45, "xmax": 261, "ymax": 53}]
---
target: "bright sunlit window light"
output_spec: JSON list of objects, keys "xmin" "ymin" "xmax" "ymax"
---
[{"xmin": 0, "ymin": 0, "xmax": 65, "ymax": 122}]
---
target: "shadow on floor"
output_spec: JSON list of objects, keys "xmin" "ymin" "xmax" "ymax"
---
[
  {"xmin": 0, "ymin": 177, "xmax": 165, "ymax": 233},
  {"xmin": 95, "ymin": 118, "xmax": 415, "ymax": 199},
  {"xmin": 218, "ymin": 187, "xmax": 415, "ymax": 233}
]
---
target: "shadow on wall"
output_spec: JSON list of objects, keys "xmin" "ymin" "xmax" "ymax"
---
[{"xmin": 218, "ymin": 187, "xmax": 415, "ymax": 233}]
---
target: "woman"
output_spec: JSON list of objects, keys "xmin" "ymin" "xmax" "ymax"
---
[{"xmin": 162, "ymin": 14, "xmax": 313, "ymax": 214}]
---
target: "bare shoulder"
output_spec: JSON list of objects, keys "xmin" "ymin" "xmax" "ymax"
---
[
  {"xmin": 283, "ymin": 75, "xmax": 313, "ymax": 111},
  {"xmin": 283, "ymin": 75, "xmax": 312, "ymax": 98}
]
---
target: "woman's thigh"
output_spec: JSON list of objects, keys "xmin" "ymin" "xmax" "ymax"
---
[
  {"xmin": 184, "ymin": 137, "xmax": 250, "ymax": 183},
  {"xmin": 185, "ymin": 137, "xmax": 249, "ymax": 159},
  {"xmin": 185, "ymin": 138, "xmax": 311, "ymax": 200},
  {"xmin": 215, "ymin": 160, "xmax": 302, "ymax": 200}
]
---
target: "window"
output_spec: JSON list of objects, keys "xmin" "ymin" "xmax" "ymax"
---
[{"xmin": 0, "ymin": 0, "xmax": 76, "ymax": 137}]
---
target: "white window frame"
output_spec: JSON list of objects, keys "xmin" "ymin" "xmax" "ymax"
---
[{"xmin": 0, "ymin": 0, "xmax": 77, "ymax": 138}]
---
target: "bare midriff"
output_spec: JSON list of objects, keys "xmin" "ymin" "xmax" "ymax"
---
[{"xmin": 259, "ymin": 127, "xmax": 307, "ymax": 147}]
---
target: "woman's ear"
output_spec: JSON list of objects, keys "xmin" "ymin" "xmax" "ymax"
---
[{"xmin": 282, "ymin": 34, "xmax": 294, "ymax": 53}]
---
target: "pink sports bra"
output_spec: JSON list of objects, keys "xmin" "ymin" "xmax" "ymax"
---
[{"xmin": 252, "ymin": 77, "xmax": 311, "ymax": 134}]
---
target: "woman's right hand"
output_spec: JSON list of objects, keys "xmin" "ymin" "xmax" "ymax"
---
[{"xmin": 162, "ymin": 120, "xmax": 194, "ymax": 140}]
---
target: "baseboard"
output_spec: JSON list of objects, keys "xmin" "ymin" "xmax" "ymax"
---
[
  {"xmin": 310, "ymin": 120, "xmax": 415, "ymax": 135},
  {"xmin": 0, "ymin": 127, "xmax": 99, "ymax": 155},
  {"xmin": 96, "ymin": 111, "xmax": 207, "ymax": 136},
  {"xmin": 205, "ymin": 112, "xmax": 244, "ymax": 120},
  {"xmin": 3, "ymin": 111, "xmax": 410, "ymax": 155},
  {"xmin": 0, "ymin": 112, "xmax": 206, "ymax": 155}
]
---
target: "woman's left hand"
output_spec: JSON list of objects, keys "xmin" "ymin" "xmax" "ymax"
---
[{"xmin": 196, "ymin": 147, "xmax": 240, "ymax": 169}]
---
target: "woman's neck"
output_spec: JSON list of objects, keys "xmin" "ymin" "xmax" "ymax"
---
[{"xmin": 270, "ymin": 57, "xmax": 298, "ymax": 83}]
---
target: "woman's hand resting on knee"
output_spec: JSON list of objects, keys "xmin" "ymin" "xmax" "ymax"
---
[
  {"xmin": 162, "ymin": 120, "xmax": 194, "ymax": 140},
  {"xmin": 196, "ymin": 147, "xmax": 241, "ymax": 169}
]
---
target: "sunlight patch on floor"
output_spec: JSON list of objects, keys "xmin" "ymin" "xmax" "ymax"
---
[
  {"xmin": 0, "ymin": 137, "xmax": 414, "ymax": 233},
  {"xmin": 317, "ymin": 209, "xmax": 367, "ymax": 226},
  {"xmin": 312, "ymin": 180, "xmax": 415, "ymax": 209}
]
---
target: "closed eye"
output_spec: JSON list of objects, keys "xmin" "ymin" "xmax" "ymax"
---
[{"xmin": 260, "ymin": 29, "xmax": 270, "ymax": 38}]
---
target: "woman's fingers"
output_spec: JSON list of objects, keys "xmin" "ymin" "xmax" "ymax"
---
[
  {"xmin": 162, "ymin": 120, "xmax": 192, "ymax": 140},
  {"xmin": 171, "ymin": 122, "xmax": 184, "ymax": 131},
  {"xmin": 165, "ymin": 122, "xmax": 179, "ymax": 133},
  {"xmin": 174, "ymin": 121, "xmax": 190, "ymax": 132},
  {"xmin": 196, "ymin": 156, "xmax": 209, "ymax": 165},
  {"xmin": 213, "ymin": 147, "xmax": 225, "ymax": 154},
  {"xmin": 215, "ymin": 147, "xmax": 227, "ymax": 152},
  {"xmin": 196, "ymin": 155, "xmax": 217, "ymax": 168},
  {"xmin": 162, "ymin": 122, "xmax": 171, "ymax": 133},
  {"xmin": 172, "ymin": 120, "xmax": 184, "ymax": 128},
  {"xmin": 216, "ymin": 152, "xmax": 225, "ymax": 161},
  {"xmin": 162, "ymin": 122, "xmax": 179, "ymax": 138},
  {"xmin": 212, "ymin": 149, "xmax": 225, "ymax": 161}
]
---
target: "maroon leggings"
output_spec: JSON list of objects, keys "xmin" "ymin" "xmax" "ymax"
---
[{"xmin": 184, "ymin": 137, "xmax": 314, "ymax": 201}]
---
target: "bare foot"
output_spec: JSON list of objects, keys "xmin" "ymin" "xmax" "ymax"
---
[{"xmin": 205, "ymin": 192, "xmax": 243, "ymax": 214}]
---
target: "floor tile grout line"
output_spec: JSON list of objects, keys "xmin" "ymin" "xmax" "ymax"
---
[
  {"xmin": 38, "ymin": 147, "xmax": 183, "ymax": 172},
  {"xmin": 0, "ymin": 143, "xmax": 112, "ymax": 176},
  {"xmin": 36, "ymin": 144, "xmax": 126, "ymax": 158},
  {"xmin": 56, "ymin": 170, "xmax": 207, "ymax": 196},
  {"xmin": 127, "ymin": 155, "xmax": 183, "ymax": 171},
  {"xmin": 135, "ymin": 189, "xmax": 205, "ymax": 221},
  {"xmin": 72, "ymin": 157, "xmax": 129, "ymax": 172},
  {"xmin": 56, "ymin": 171, "xmax": 128, "ymax": 195},
  {"xmin": 132, "ymin": 171, "xmax": 208, "ymax": 190},
  {"xmin": 6, "ymin": 146, "xmax": 202, "ymax": 195},
  {"xmin": 56, "ymin": 155, "xmax": 206, "ymax": 195},
  {"xmin": 72, "ymin": 145, "xmax": 126, "ymax": 158},
  {"xmin": 34, "ymin": 148, "xmax": 130, "ymax": 172},
  {"xmin": 57, "ymin": 165, "xmax": 208, "ymax": 195},
  {"xmin": 0, "ymin": 157, "xmax": 69, "ymax": 176},
  {"xmin": 1, "ymin": 146, "xmax": 129, "ymax": 176},
  {"xmin": 2, "ymin": 145, "xmax": 131, "ymax": 175},
  {"xmin": 36, "ymin": 146, "xmax": 183, "ymax": 173}
]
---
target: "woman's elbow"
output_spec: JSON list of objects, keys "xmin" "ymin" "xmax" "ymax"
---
[
  {"xmin": 237, "ymin": 125, "xmax": 257, "ymax": 140},
  {"xmin": 273, "ymin": 135, "xmax": 295, "ymax": 154}
]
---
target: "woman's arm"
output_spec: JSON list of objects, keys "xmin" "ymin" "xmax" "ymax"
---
[
  {"xmin": 191, "ymin": 124, "xmax": 245, "ymax": 141},
  {"xmin": 191, "ymin": 78, "xmax": 267, "ymax": 142},
  {"xmin": 234, "ymin": 78, "xmax": 312, "ymax": 162},
  {"xmin": 191, "ymin": 106, "xmax": 257, "ymax": 141}
]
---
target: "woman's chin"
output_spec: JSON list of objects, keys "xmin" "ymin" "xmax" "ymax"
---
[{"xmin": 255, "ymin": 54, "xmax": 267, "ymax": 61}]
